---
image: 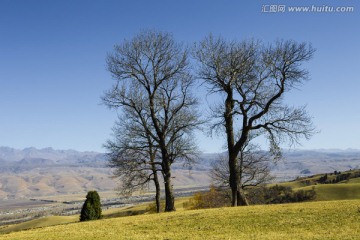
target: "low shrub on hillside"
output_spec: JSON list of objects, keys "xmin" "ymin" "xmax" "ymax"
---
[
  {"xmin": 185, "ymin": 184, "xmax": 316, "ymax": 210},
  {"xmin": 247, "ymin": 185, "xmax": 316, "ymax": 204},
  {"xmin": 183, "ymin": 185, "xmax": 230, "ymax": 210},
  {"xmin": 146, "ymin": 200, "xmax": 165, "ymax": 213}
]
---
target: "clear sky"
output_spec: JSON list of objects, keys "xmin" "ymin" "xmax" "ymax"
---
[{"xmin": 0, "ymin": 0, "xmax": 359, "ymax": 153}]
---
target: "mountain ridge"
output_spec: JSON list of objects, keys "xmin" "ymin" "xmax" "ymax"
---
[{"xmin": 0, "ymin": 146, "xmax": 359, "ymax": 200}]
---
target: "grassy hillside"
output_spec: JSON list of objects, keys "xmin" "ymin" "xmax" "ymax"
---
[
  {"xmin": 299, "ymin": 183, "xmax": 360, "ymax": 201},
  {"xmin": 1, "ymin": 170, "xmax": 359, "ymax": 237},
  {"xmin": 1, "ymin": 200, "xmax": 359, "ymax": 240},
  {"xmin": 277, "ymin": 169, "xmax": 360, "ymax": 201}
]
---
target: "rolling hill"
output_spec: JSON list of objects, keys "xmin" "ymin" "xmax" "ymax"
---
[
  {"xmin": 1, "ymin": 199, "xmax": 359, "ymax": 240},
  {"xmin": 1, "ymin": 169, "xmax": 360, "ymax": 236},
  {"xmin": 283, "ymin": 169, "xmax": 360, "ymax": 201}
]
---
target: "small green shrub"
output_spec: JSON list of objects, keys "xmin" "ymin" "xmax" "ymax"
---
[{"xmin": 79, "ymin": 191, "xmax": 102, "ymax": 221}]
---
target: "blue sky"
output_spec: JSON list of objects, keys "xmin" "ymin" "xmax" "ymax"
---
[{"xmin": 0, "ymin": 0, "xmax": 359, "ymax": 153}]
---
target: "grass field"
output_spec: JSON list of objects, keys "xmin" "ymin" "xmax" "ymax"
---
[
  {"xmin": 1, "ymin": 200, "xmax": 359, "ymax": 240},
  {"xmin": 276, "ymin": 170, "xmax": 360, "ymax": 202},
  {"xmin": 1, "ymin": 172, "xmax": 359, "ymax": 239},
  {"xmin": 298, "ymin": 183, "xmax": 360, "ymax": 201}
]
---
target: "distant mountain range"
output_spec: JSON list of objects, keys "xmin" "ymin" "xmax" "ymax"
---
[
  {"xmin": 0, "ymin": 146, "xmax": 103, "ymax": 163},
  {"xmin": 0, "ymin": 147, "xmax": 359, "ymax": 200},
  {"xmin": 0, "ymin": 147, "xmax": 211, "ymax": 200}
]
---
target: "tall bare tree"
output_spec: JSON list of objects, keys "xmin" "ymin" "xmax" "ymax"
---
[
  {"xmin": 104, "ymin": 100, "xmax": 162, "ymax": 212},
  {"xmin": 195, "ymin": 35, "xmax": 316, "ymax": 206},
  {"xmin": 103, "ymin": 30, "xmax": 202, "ymax": 212}
]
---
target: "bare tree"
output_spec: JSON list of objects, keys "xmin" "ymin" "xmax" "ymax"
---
[
  {"xmin": 195, "ymin": 35, "xmax": 316, "ymax": 206},
  {"xmin": 103, "ymin": 30, "xmax": 202, "ymax": 212},
  {"xmin": 104, "ymin": 102, "xmax": 162, "ymax": 212}
]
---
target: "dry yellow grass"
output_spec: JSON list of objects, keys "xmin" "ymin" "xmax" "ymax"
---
[{"xmin": 1, "ymin": 199, "xmax": 359, "ymax": 240}]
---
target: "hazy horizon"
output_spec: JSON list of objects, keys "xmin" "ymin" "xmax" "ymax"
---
[{"xmin": 2, "ymin": 145, "xmax": 360, "ymax": 155}]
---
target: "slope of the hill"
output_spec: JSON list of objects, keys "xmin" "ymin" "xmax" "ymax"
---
[
  {"xmin": 1, "ymin": 172, "xmax": 360, "ymax": 235},
  {"xmin": 1, "ymin": 200, "xmax": 359, "ymax": 240},
  {"xmin": 283, "ymin": 169, "xmax": 360, "ymax": 201}
]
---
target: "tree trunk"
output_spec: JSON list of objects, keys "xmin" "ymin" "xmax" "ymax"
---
[
  {"xmin": 228, "ymin": 152, "xmax": 238, "ymax": 206},
  {"xmin": 225, "ymin": 90, "xmax": 238, "ymax": 207},
  {"xmin": 162, "ymin": 158, "xmax": 176, "ymax": 212},
  {"xmin": 153, "ymin": 171, "xmax": 161, "ymax": 213},
  {"xmin": 150, "ymin": 147, "xmax": 161, "ymax": 213},
  {"xmin": 232, "ymin": 129, "xmax": 250, "ymax": 206},
  {"xmin": 236, "ymin": 150, "xmax": 248, "ymax": 206},
  {"xmin": 163, "ymin": 171, "xmax": 175, "ymax": 212}
]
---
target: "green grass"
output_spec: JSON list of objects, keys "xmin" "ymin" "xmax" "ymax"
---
[
  {"xmin": 276, "ymin": 169, "xmax": 360, "ymax": 188},
  {"xmin": 348, "ymin": 178, "xmax": 360, "ymax": 184},
  {"xmin": 298, "ymin": 183, "xmax": 360, "ymax": 201},
  {"xmin": 1, "ymin": 200, "xmax": 359, "ymax": 240},
  {"xmin": 275, "ymin": 170, "xmax": 360, "ymax": 201}
]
